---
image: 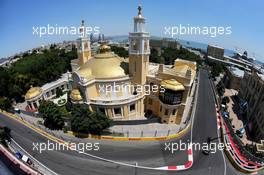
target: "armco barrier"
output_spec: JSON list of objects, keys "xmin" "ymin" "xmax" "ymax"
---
[
  {"xmin": 0, "ymin": 144, "xmax": 41, "ymax": 175},
  {"xmin": 210, "ymin": 77, "xmax": 264, "ymax": 173}
]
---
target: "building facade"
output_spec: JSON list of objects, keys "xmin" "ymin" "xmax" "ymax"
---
[
  {"xmin": 145, "ymin": 59, "xmax": 196, "ymax": 124},
  {"xmin": 224, "ymin": 67, "xmax": 244, "ymax": 90},
  {"xmin": 238, "ymin": 71, "xmax": 264, "ymax": 142},
  {"xmin": 149, "ymin": 38, "xmax": 180, "ymax": 56},
  {"xmin": 69, "ymin": 6, "xmax": 197, "ymax": 124},
  {"xmin": 207, "ymin": 44, "xmax": 224, "ymax": 60},
  {"xmin": 25, "ymin": 72, "xmax": 71, "ymax": 112}
]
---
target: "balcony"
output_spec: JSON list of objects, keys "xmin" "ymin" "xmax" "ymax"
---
[
  {"xmin": 89, "ymin": 94, "xmax": 143, "ymax": 106},
  {"xmin": 159, "ymin": 90, "xmax": 183, "ymax": 105}
]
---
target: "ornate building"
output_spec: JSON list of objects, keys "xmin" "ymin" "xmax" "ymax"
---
[
  {"xmin": 69, "ymin": 5, "xmax": 197, "ymax": 124},
  {"xmin": 70, "ymin": 16, "xmax": 145, "ymax": 120},
  {"xmin": 24, "ymin": 72, "xmax": 71, "ymax": 112}
]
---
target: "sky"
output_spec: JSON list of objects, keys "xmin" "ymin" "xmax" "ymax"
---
[{"xmin": 0, "ymin": 0, "xmax": 263, "ymax": 61}]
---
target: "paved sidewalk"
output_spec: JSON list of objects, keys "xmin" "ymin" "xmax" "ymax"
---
[
  {"xmin": 224, "ymin": 89, "xmax": 251, "ymax": 145},
  {"xmin": 18, "ymin": 112, "xmax": 183, "ymax": 138}
]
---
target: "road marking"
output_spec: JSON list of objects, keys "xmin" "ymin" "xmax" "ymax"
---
[
  {"xmin": 208, "ymin": 74, "xmax": 227, "ymax": 175},
  {"xmin": 10, "ymin": 138, "xmax": 58, "ymax": 175}
]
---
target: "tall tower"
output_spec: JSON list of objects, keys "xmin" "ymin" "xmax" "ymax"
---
[
  {"xmin": 77, "ymin": 20, "xmax": 91, "ymax": 65},
  {"xmin": 129, "ymin": 5, "xmax": 150, "ymax": 85}
]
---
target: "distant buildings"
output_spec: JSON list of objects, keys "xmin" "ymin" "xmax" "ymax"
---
[
  {"xmin": 206, "ymin": 44, "xmax": 252, "ymax": 71},
  {"xmin": 207, "ymin": 44, "xmax": 224, "ymax": 60},
  {"xmin": 238, "ymin": 71, "xmax": 264, "ymax": 142},
  {"xmin": 224, "ymin": 67, "xmax": 244, "ymax": 90},
  {"xmin": 150, "ymin": 38, "xmax": 180, "ymax": 56}
]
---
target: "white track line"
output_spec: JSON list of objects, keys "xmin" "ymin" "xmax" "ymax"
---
[
  {"xmin": 209, "ymin": 76, "xmax": 227, "ymax": 175},
  {"xmin": 10, "ymin": 138, "xmax": 58, "ymax": 175}
]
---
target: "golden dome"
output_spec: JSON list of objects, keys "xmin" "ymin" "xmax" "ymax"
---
[
  {"xmin": 77, "ymin": 51, "xmax": 126, "ymax": 79},
  {"xmin": 99, "ymin": 44, "xmax": 111, "ymax": 53},
  {"xmin": 70, "ymin": 89, "xmax": 82, "ymax": 101},
  {"xmin": 78, "ymin": 67, "xmax": 92, "ymax": 79},
  {"xmin": 25, "ymin": 86, "xmax": 42, "ymax": 100},
  {"xmin": 161, "ymin": 79, "xmax": 185, "ymax": 91}
]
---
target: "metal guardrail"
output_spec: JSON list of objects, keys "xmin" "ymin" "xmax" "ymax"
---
[
  {"xmin": 8, "ymin": 138, "xmax": 58, "ymax": 175},
  {"xmin": 208, "ymin": 73, "xmax": 264, "ymax": 164},
  {"xmin": 223, "ymin": 117, "xmax": 264, "ymax": 163}
]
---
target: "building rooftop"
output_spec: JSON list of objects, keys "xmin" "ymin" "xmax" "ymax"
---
[
  {"xmin": 257, "ymin": 72, "xmax": 264, "ymax": 81},
  {"xmin": 41, "ymin": 73, "xmax": 70, "ymax": 92},
  {"xmin": 25, "ymin": 86, "xmax": 42, "ymax": 100},
  {"xmin": 77, "ymin": 51, "xmax": 126, "ymax": 79},
  {"xmin": 161, "ymin": 79, "xmax": 185, "ymax": 91},
  {"xmin": 208, "ymin": 44, "xmax": 224, "ymax": 50},
  {"xmin": 230, "ymin": 67, "xmax": 245, "ymax": 77}
]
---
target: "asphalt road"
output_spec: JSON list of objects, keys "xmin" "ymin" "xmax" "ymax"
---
[{"xmin": 0, "ymin": 69, "xmax": 245, "ymax": 175}]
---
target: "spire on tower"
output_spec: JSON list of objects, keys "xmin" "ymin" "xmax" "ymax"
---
[
  {"xmin": 138, "ymin": 5, "xmax": 142, "ymax": 16},
  {"xmin": 79, "ymin": 19, "xmax": 86, "ymax": 37}
]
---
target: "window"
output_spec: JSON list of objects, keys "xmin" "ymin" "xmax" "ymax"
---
[
  {"xmin": 160, "ymin": 106, "xmax": 162, "ymax": 112},
  {"xmin": 144, "ymin": 39, "xmax": 148, "ymax": 51},
  {"xmin": 133, "ymin": 87, "xmax": 138, "ymax": 95},
  {"xmin": 165, "ymin": 109, "xmax": 169, "ymax": 115},
  {"xmin": 172, "ymin": 109, "xmax": 176, "ymax": 115},
  {"xmin": 130, "ymin": 104, "xmax": 135, "ymax": 112},
  {"xmin": 134, "ymin": 61, "xmax": 137, "ymax": 72},
  {"xmin": 114, "ymin": 108, "xmax": 121, "ymax": 115},
  {"xmin": 149, "ymin": 99, "xmax": 153, "ymax": 105},
  {"xmin": 132, "ymin": 40, "xmax": 138, "ymax": 50},
  {"xmin": 33, "ymin": 102, "xmax": 38, "ymax": 108},
  {"xmin": 84, "ymin": 42, "xmax": 88, "ymax": 49}
]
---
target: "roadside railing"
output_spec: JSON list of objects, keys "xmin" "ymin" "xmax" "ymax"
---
[
  {"xmin": 7, "ymin": 138, "xmax": 58, "ymax": 175},
  {"xmin": 208, "ymin": 72, "xmax": 264, "ymax": 165},
  {"xmin": 223, "ymin": 116, "xmax": 264, "ymax": 164}
]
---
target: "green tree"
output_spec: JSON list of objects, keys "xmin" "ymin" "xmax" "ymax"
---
[
  {"xmin": 71, "ymin": 104, "xmax": 111, "ymax": 135},
  {"xmin": 0, "ymin": 98, "xmax": 12, "ymax": 111},
  {"xmin": 88, "ymin": 112, "xmax": 112, "ymax": 134},
  {"xmin": 156, "ymin": 47, "xmax": 202, "ymax": 65},
  {"xmin": 110, "ymin": 46, "xmax": 128, "ymax": 58},
  {"xmin": 149, "ymin": 48, "xmax": 161, "ymax": 63},
  {"xmin": 0, "ymin": 67, "xmax": 10, "ymax": 97},
  {"xmin": 1, "ymin": 47, "xmax": 77, "ymax": 102},
  {"xmin": 217, "ymin": 80, "xmax": 225, "ymax": 97},
  {"xmin": 38, "ymin": 101, "xmax": 66, "ymax": 130},
  {"xmin": 0, "ymin": 127, "xmax": 11, "ymax": 146}
]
